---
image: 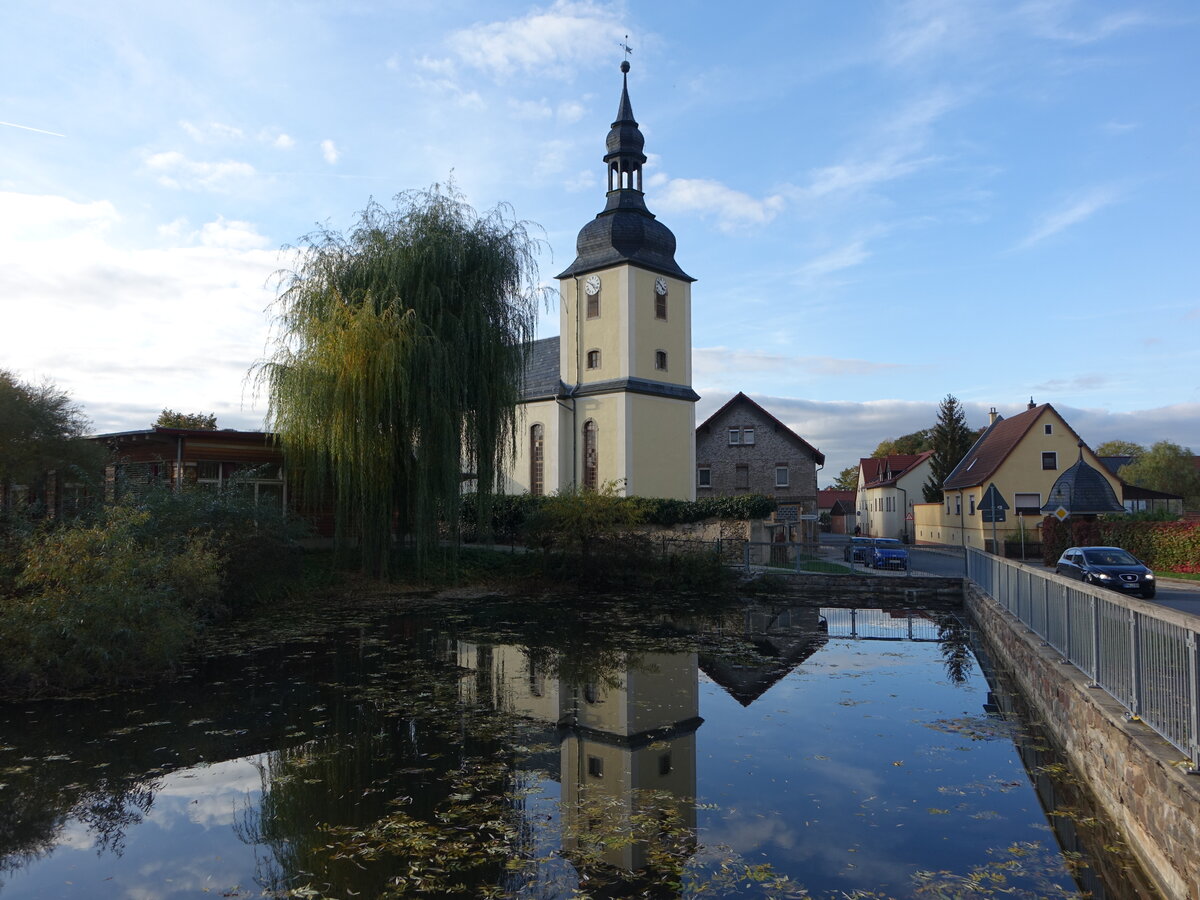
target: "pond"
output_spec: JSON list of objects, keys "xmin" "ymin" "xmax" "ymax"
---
[{"xmin": 0, "ymin": 593, "xmax": 1156, "ymax": 898}]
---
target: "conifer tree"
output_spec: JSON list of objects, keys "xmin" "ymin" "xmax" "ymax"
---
[{"xmin": 922, "ymin": 394, "xmax": 975, "ymax": 503}]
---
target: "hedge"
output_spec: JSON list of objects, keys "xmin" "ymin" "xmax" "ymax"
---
[
  {"xmin": 1041, "ymin": 515, "xmax": 1200, "ymax": 573},
  {"xmin": 460, "ymin": 492, "xmax": 777, "ymax": 542}
]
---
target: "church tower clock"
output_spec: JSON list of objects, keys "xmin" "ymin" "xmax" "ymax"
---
[{"xmin": 555, "ymin": 61, "xmax": 699, "ymax": 499}]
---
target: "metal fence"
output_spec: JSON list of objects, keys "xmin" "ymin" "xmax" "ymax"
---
[{"xmin": 966, "ymin": 547, "xmax": 1200, "ymax": 771}]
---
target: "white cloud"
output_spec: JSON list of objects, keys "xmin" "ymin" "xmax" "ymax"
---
[
  {"xmin": 557, "ymin": 100, "xmax": 586, "ymax": 123},
  {"xmin": 654, "ymin": 177, "xmax": 784, "ymax": 230},
  {"xmin": 882, "ymin": 0, "xmax": 981, "ymax": 65},
  {"xmin": 796, "ymin": 240, "xmax": 871, "ymax": 281},
  {"xmin": 695, "ymin": 347, "xmax": 907, "ymax": 378},
  {"xmin": 0, "ymin": 191, "xmax": 280, "ymax": 434},
  {"xmin": 273, "ymin": 132, "xmax": 295, "ymax": 149},
  {"xmin": 180, "ymin": 120, "xmax": 245, "ymax": 143},
  {"xmin": 1018, "ymin": 0, "xmax": 1149, "ymax": 44},
  {"xmin": 1017, "ymin": 185, "xmax": 1119, "ymax": 248},
  {"xmin": 510, "ymin": 98, "xmax": 554, "ymax": 120},
  {"xmin": 142, "ymin": 150, "xmax": 257, "ymax": 191},
  {"xmin": 447, "ymin": 1, "xmax": 626, "ymax": 80},
  {"xmin": 1032, "ymin": 374, "xmax": 1109, "ymax": 393},
  {"xmin": 199, "ymin": 216, "xmax": 270, "ymax": 250},
  {"xmin": 320, "ymin": 139, "xmax": 340, "ymax": 165}
]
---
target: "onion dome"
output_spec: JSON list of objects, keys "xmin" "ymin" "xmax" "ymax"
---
[{"xmin": 1040, "ymin": 443, "xmax": 1127, "ymax": 516}]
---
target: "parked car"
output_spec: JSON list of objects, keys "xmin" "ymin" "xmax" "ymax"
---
[
  {"xmin": 869, "ymin": 538, "xmax": 909, "ymax": 571},
  {"xmin": 1055, "ymin": 546, "xmax": 1156, "ymax": 599},
  {"xmin": 844, "ymin": 537, "xmax": 873, "ymax": 563}
]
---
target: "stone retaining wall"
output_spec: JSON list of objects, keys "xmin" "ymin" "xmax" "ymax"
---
[{"xmin": 966, "ymin": 582, "xmax": 1200, "ymax": 899}]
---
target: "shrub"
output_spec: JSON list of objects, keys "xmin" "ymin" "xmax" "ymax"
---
[{"xmin": 1, "ymin": 506, "xmax": 220, "ymax": 693}]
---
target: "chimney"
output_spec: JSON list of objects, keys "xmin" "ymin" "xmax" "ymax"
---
[
  {"xmin": 988, "ymin": 407, "xmax": 998, "ymax": 424},
  {"xmin": 1027, "ymin": 396, "xmax": 1036, "ymax": 410}
]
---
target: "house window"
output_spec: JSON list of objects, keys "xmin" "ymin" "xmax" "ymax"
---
[
  {"xmin": 583, "ymin": 421, "xmax": 598, "ymax": 490},
  {"xmin": 735, "ymin": 464, "xmax": 749, "ymax": 490},
  {"xmin": 742, "ymin": 427, "xmax": 755, "ymax": 445},
  {"xmin": 655, "ymin": 290, "xmax": 667, "ymax": 320},
  {"xmin": 655, "ymin": 350, "xmax": 667, "ymax": 371},
  {"xmin": 587, "ymin": 755, "xmax": 604, "ymax": 778},
  {"xmin": 1044, "ymin": 424, "xmax": 1053, "ymax": 435},
  {"xmin": 697, "ymin": 466, "xmax": 711, "ymax": 488},
  {"xmin": 586, "ymin": 349, "xmax": 601, "ymax": 369},
  {"xmin": 1042, "ymin": 451, "xmax": 1058, "ymax": 470},
  {"xmin": 955, "ymin": 496, "xmax": 961, "ymax": 516},
  {"xmin": 1014, "ymin": 492, "xmax": 1041, "ymax": 516},
  {"xmin": 969, "ymin": 495, "xmax": 976, "ymax": 516},
  {"xmin": 775, "ymin": 465, "xmax": 789, "ymax": 488},
  {"xmin": 728, "ymin": 428, "xmax": 741, "ymax": 445},
  {"xmin": 658, "ymin": 752, "xmax": 672, "ymax": 776},
  {"xmin": 530, "ymin": 424, "xmax": 544, "ymax": 497}
]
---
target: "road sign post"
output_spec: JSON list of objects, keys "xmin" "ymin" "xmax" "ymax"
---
[{"xmin": 978, "ymin": 483, "xmax": 1010, "ymax": 556}]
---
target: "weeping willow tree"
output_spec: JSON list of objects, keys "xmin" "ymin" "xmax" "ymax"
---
[{"xmin": 258, "ymin": 185, "xmax": 543, "ymax": 577}]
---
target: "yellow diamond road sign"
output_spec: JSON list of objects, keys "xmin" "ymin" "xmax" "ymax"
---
[{"xmin": 1053, "ymin": 506, "xmax": 1069, "ymax": 521}]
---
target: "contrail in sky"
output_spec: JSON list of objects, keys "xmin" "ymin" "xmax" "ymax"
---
[{"xmin": 0, "ymin": 120, "xmax": 66, "ymax": 137}]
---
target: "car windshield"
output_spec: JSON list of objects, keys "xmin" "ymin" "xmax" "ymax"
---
[
  {"xmin": 1082, "ymin": 549, "xmax": 1139, "ymax": 566},
  {"xmin": 874, "ymin": 540, "xmax": 902, "ymax": 548}
]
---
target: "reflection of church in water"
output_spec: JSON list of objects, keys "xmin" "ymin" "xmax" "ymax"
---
[{"xmin": 452, "ymin": 639, "xmax": 702, "ymax": 874}]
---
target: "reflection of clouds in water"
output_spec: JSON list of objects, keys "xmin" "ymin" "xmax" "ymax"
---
[
  {"xmin": 55, "ymin": 821, "xmax": 97, "ymax": 851},
  {"xmin": 147, "ymin": 756, "xmax": 264, "ymax": 830}
]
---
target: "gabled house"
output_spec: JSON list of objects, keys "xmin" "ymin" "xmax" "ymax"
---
[
  {"xmin": 912, "ymin": 402, "xmax": 1124, "ymax": 552},
  {"xmin": 818, "ymin": 489, "xmax": 855, "ymax": 534},
  {"xmin": 695, "ymin": 392, "xmax": 825, "ymax": 534},
  {"xmin": 855, "ymin": 451, "xmax": 933, "ymax": 541}
]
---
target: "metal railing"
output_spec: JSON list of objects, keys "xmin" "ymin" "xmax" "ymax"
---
[{"xmin": 966, "ymin": 547, "xmax": 1200, "ymax": 771}]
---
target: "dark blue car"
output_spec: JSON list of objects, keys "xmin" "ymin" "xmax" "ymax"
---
[{"xmin": 869, "ymin": 538, "xmax": 909, "ymax": 571}]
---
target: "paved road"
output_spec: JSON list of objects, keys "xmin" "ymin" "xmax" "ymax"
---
[{"xmin": 819, "ymin": 534, "xmax": 1200, "ymax": 615}]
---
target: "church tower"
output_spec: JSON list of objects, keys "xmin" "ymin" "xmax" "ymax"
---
[{"xmin": 555, "ymin": 61, "xmax": 699, "ymax": 499}]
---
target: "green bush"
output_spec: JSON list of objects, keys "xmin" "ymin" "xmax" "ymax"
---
[
  {"xmin": 460, "ymin": 490, "xmax": 777, "ymax": 541},
  {"xmin": 1, "ymin": 505, "xmax": 219, "ymax": 693},
  {"xmin": 0, "ymin": 485, "xmax": 306, "ymax": 696}
]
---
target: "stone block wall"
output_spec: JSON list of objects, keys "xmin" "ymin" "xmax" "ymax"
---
[
  {"xmin": 696, "ymin": 403, "xmax": 819, "ymax": 513},
  {"xmin": 966, "ymin": 583, "xmax": 1200, "ymax": 899}
]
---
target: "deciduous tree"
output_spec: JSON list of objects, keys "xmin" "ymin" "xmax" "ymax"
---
[
  {"xmin": 1118, "ymin": 441, "xmax": 1200, "ymax": 507},
  {"xmin": 258, "ymin": 185, "xmax": 543, "ymax": 577},
  {"xmin": 830, "ymin": 465, "xmax": 859, "ymax": 491},
  {"xmin": 871, "ymin": 429, "xmax": 932, "ymax": 458},
  {"xmin": 0, "ymin": 370, "xmax": 104, "ymax": 508},
  {"xmin": 156, "ymin": 409, "xmax": 218, "ymax": 430},
  {"xmin": 1094, "ymin": 439, "xmax": 1146, "ymax": 458}
]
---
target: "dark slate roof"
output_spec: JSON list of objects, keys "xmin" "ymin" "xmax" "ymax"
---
[
  {"xmin": 556, "ymin": 64, "xmax": 693, "ymax": 283},
  {"xmin": 518, "ymin": 337, "xmax": 565, "ymax": 401},
  {"xmin": 697, "ymin": 392, "xmax": 825, "ymax": 464},
  {"xmin": 1040, "ymin": 450, "xmax": 1126, "ymax": 515},
  {"xmin": 1099, "ymin": 455, "xmax": 1134, "ymax": 476}
]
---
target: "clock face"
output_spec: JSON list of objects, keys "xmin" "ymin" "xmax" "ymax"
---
[
  {"xmin": 655, "ymin": 277, "xmax": 668, "ymax": 295},
  {"xmin": 585, "ymin": 274, "xmax": 601, "ymax": 295}
]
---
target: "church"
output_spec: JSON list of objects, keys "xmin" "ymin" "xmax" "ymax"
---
[{"xmin": 502, "ymin": 62, "xmax": 699, "ymax": 501}]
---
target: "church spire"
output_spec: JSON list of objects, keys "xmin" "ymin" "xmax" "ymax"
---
[
  {"xmin": 605, "ymin": 60, "xmax": 646, "ymax": 193},
  {"xmin": 555, "ymin": 60, "xmax": 693, "ymax": 282}
]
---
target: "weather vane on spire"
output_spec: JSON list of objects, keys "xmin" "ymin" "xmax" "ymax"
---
[{"xmin": 619, "ymin": 35, "xmax": 633, "ymax": 61}]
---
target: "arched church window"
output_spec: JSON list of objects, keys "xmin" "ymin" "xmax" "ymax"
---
[
  {"xmin": 583, "ymin": 420, "xmax": 598, "ymax": 490},
  {"xmin": 655, "ymin": 350, "xmax": 667, "ymax": 371},
  {"xmin": 530, "ymin": 424, "xmax": 544, "ymax": 496},
  {"xmin": 586, "ymin": 349, "xmax": 601, "ymax": 369}
]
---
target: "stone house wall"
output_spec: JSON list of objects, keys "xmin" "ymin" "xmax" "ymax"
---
[{"xmin": 695, "ymin": 403, "xmax": 820, "ymax": 514}]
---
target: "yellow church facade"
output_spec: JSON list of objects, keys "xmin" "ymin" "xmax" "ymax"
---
[{"xmin": 502, "ymin": 62, "xmax": 698, "ymax": 501}]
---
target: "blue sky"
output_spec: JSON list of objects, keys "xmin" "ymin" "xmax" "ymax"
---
[{"xmin": 2, "ymin": 0, "xmax": 1197, "ymax": 482}]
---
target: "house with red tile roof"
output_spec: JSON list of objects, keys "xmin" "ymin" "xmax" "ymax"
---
[
  {"xmin": 855, "ymin": 451, "xmax": 933, "ymax": 541},
  {"xmin": 817, "ymin": 489, "xmax": 855, "ymax": 534},
  {"xmin": 912, "ymin": 402, "xmax": 1123, "ymax": 552}
]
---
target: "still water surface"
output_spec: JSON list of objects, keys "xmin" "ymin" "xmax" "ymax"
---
[{"xmin": 0, "ymin": 596, "xmax": 1153, "ymax": 898}]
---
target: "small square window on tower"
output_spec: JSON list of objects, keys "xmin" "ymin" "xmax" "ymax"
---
[
  {"xmin": 587, "ymin": 755, "xmax": 604, "ymax": 778},
  {"xmin": 586, "ymin": 349, "xmax": 601, "ymax": 369},
  {"xmin": 655, "ymin": 350, "xmax": 667, "ymax": 370}
]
